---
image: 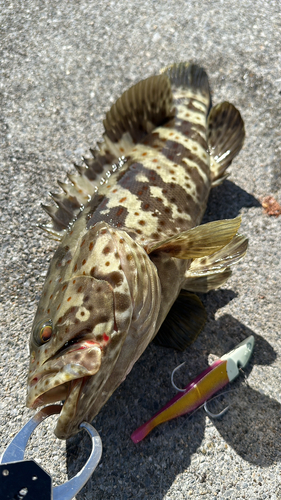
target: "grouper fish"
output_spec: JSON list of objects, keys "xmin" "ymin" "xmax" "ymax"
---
[{"xmin": 26, "ymin": 63, "xmax": 247, "ymax": 439}]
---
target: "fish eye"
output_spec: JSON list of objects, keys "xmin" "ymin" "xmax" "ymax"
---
[{"xmin": 34, "ymin": 319, "xmax": 53, "ymax": 346}]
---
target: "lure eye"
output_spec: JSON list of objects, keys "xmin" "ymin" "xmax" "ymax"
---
[{"xmin": 34, "ymin": 319, "xmax": 53, "ymax": 346}]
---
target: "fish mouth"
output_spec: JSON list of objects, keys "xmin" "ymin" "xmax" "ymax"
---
[
  {"xmin": 26, "ymin": 339, "xmax": 102, "ymax": 437},
  {"xmin": 32, "ymin": 377, "xmax": 86, "ymax": 436}
]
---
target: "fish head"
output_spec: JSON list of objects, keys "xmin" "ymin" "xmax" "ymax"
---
[
  {"xmin": 26, "ymin": 274, "xmax": 120, "ymax": 434},
  {"xmin": 26, "ymin": 222, "xmax": 160, "ymax": 438}
]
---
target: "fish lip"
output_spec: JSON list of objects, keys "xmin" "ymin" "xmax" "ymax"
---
[
  {"xmin": 46, "ymin": 331, "xmax": 99, "ymax": 362},
  {"xmin": 27, "ymin": 372, "xmax": 82, "ymax": 410},
  {"xmin": 26, "ymin": 341, "xmax": 102, "ymax": 409},
  {"xmin": 27, "ymin": 339, "xmax": 102, "ymax": 437},
  {"xmin": 54, "ymin": 339, "xmax": 100, "ymax": 358},
  {"xmin": 27, "ymin": 375, "xmax": 87, "ymax": 429},
  {"xmin": 29, "ymin": 379, "xmax": 72, "ymax": 409}
]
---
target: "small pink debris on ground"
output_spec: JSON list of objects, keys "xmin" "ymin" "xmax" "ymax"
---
[{"xmin": 261, "ymin": 196, "xmax": 281, "ymax": 217}]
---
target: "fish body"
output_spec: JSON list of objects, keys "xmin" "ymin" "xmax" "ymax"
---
[{"xmin": 26, "ymin": 63, "xmax": 247, "ymax": 439}]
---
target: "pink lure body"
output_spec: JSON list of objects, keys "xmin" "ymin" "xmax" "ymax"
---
[{"xmin": 131, "ymin": 359, "xmax": 229, "ymax": 443}]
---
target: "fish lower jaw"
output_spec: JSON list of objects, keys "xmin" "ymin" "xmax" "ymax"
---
[
  {"xmin": 26, "ymin": 343, "xmax": 102, "ymax": 437},
  {"xmin": 27, "ymin": 377, "xmax": 85, "ymax": 439},
  {"xmin": 54, "ymin": 378, "xmax": 85, "ymax": 439}
]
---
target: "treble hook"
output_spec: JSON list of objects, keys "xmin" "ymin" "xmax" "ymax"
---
[
  {"xmin": 171, "ymin": 361, "xmax": 229, "ymax": 418},
  {"xmin": 171, "ymin": 362, "xmax": 186, "ymax": 392},
  {"xmin": 203, "ymin": 400, "xmax": 229, "ymax": 419}
]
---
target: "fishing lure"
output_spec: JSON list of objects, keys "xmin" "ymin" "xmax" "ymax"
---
[{"xmin": 131, "ymin": 336, "xmax": 254, "ymax": 443}]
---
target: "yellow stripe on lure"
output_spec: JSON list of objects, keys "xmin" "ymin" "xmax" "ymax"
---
[{"xmin": 131, "ymin": 336, "xmax": 254, "ymax": 443}]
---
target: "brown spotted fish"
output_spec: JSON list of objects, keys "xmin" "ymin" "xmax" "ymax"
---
[{"xmin": 26, "ymin": 63, "xmax": 247, "ymax": 439}]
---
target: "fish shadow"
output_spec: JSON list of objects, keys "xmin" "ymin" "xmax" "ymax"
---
[
  {"xmin": 66, "ymin": 290, "xmax": 279, "ymax": 499},
  {"xmin": 202, "ymin": 179, "xmax": 261, "ymax": 222}
]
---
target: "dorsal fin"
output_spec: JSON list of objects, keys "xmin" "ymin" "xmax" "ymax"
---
[
  {"xmin": 103, "ymin": 73, "xmax": 174, "ymax": 143},
  {"xmin": 40, "ymin": 74, "xmax": 174, "ymax": 238}
]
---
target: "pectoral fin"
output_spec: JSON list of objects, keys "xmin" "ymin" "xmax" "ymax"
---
[
  {"xmin": 183, "ymin": 268, "xmax": 232, "ymax": 293},
  {"xmin": 183, "ymin": 234, "xmax": 248, "ymax": 292},
  {"xmin": 147, "ymin": 216, "xmax": 242, "ymax": 258},
  {"xmin": 154, "ymin": 291, "xmax": 206, "ymax": 351}
]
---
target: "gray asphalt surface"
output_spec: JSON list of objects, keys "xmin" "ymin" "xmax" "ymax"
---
[{"xmin": 1, "ymin": 1, "xmax": 281, "ymax": 499}]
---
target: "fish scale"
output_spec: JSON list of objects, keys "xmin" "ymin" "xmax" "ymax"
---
[
  {"xmin": 26, "ymin": 63, "xmax": 248, "ymax": 439},
  {"xmin": 86, "ymin": 128, "xmax": 210, "ymax": 244}
]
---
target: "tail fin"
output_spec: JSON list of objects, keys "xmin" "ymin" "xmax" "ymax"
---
[{"xmin": 161, "ymin": 62, "xmax": 211, "ymax": 107}]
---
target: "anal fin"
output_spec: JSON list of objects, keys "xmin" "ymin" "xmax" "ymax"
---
[{"xmin": 154, "ymin": 291, "xmax": 206, "ymax": 351}]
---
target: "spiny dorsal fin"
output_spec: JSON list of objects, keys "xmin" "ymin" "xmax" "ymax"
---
[
  {"xmin": 37, "ymin": 222, "xmax": 65, "ymax": 241},
  {"xmin": 208, "ymin": 102, "xmax": 245, "ymax": 186},
  {"xmin": 41, "ymin": 203, "xmax": 69, "ymax": 230},
  {"xmin": 147, "ymin": 216, "xmax": 242, "ymax": 258},
  {"xmin": 154, "ymin": 291, "xmax": 206, "ymax": 351},
  {"xmin": 40, "ymin": 74, "xmax": 174, "ymax": 237}
]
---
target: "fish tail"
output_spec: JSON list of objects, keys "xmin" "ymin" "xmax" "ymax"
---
[
  {"xmin": 131, "ymin": 393, "xmax": 188, "ymax": 443},
  {"xmin": 131, "ymin": 418, "xmax": 158, "ymax": 443},
  {"xmin": 161, "ymin": 62, "xmax": 211, "ymax": 107}
]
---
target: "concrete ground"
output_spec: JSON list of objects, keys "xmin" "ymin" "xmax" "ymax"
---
[{"xmin": 0, "ymin": 1, "xmax": 281, "ymax": 499}]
